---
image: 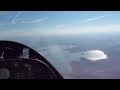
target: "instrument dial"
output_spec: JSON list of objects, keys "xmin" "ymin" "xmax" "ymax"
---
[{"xmin": 0, "ymin": 68, "xmax": 10, "ymax": 79}]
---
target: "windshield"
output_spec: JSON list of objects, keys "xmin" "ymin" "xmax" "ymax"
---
[{"xmin": 1, "ymin": 11, "xmax": 120, "ymax": 79}]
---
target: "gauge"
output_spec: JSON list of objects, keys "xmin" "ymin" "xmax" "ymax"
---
[
  {"xmin": 0, "ymin": 68, "xmax": 10, "ymax": 79},
  {"xmin": 24, "ymin": 64, "xmax": 32, "ymax": 70},
  {"xmin": 12, "ymin": 62, "xmax": 19, "ymax": 67}
]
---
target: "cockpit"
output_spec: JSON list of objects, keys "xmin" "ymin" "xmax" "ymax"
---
[{"xmin": 0, "ymin": 41, "xmax": 63, "ymax": 79}]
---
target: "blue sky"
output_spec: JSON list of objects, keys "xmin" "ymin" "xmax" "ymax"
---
[{"xmin": 0, "ymin": 11, "xmax": 120, "ymax": 37}]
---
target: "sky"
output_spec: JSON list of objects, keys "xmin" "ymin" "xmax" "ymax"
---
[{"xmin": 0, "ymin": 11, "xmax": 120, "ymax": 37}]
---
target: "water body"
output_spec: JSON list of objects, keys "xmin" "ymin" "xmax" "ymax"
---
[{"xmin": 37, "ymin": 45, "xmax": 108, "ymax": 77}]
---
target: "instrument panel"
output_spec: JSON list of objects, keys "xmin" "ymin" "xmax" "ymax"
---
[
  {"xmin": 0, "ymin": 59, "xmax": 56, "ymax": 79},
  {"xmin": 0, "ymin": 41, "xmax": 63, "ymax": 79}
]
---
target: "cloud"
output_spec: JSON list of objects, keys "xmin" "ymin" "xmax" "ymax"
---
[
  {"xmin": 0, "ymin": 18, "xmax": 22, "ymax": 26},
  {"xmin": 83, "ymin": 50, "xmax": 108, "ymax": 61},
  {"xmin": 80, "ymin": 14, "xmax": 118, "ymax": 23},
  {"xmin": 52, "ymin": 14, "xmax": 112, "ymax": 29},
  {"xmin": 12, "ymin": 11, "xmax": 21, "ymax": 23},
  {"xmin": 22, "ymin": 17, "xmax": 47, "ymax": 24},
  {"xmin": 12, "ymin": 18, "xmax": 23, "ymax": 24},
  {"xmin": 0, "ymin": 24, "xmax": 120, "ymax": 37},
  {"xmin": 65, "ymin": 14, "xmax": 119, "ymax": 26}
]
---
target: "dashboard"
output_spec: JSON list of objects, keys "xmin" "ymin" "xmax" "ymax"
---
[
  {"xmin": 0, "ymin": 59, "xmax": 56, "ymax": 79},
  {"xmin": 0, "ymin": 40, "xmax": 63, "ymax": 79}
]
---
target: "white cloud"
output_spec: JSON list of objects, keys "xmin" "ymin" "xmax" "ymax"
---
[
  {"xmin": 11, "ymin": 18, "xmax": 23, "ymax": 24},
  {"xmin": 12, "ymin": 11, "xmax": 21, "ymax": 23},
  {"xmin": 0, "ymin": 17, "xmax": 47, "ymax": 26},
  {"xmin": 65, "ymin": 14, "xmax": 119, "ymax": 26},
  {"xmin": 52, "ymin": 14, "xmax": 116, "ymax": 29},
  {"xmin": 22, "ymin": 17, "xmax": 47, "ymax": 24},
  {"xmin": 80, "ymin": 14, "xmax": 118, "ymax": 23},
  {"xmin": 83, "ymin": 50, "xmax": 108, "ymax": 61},
  {"xmin": 0, "ymin": 24, "xmax": 120, "ymax": 37}
]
